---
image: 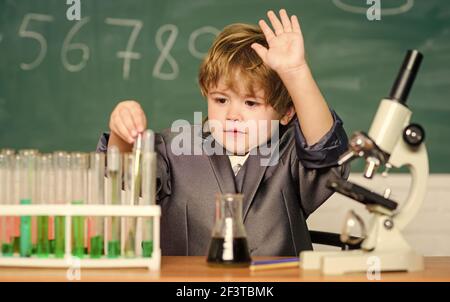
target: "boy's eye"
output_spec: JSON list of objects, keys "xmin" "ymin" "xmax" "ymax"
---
[
  {"xmin": 214, "ymin": 97, "xmax": 227, "ymax": 104},
  {"xmin": 245, "ymin": 100, "xmax": 259, "ymax": 107}
]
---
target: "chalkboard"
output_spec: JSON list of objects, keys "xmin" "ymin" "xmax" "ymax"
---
[{"xmin": 0, "ymin": 0, "xmax": 449, "ymax": 172}]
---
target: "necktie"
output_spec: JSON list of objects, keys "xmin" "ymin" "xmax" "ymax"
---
[{"xmin": 232, "ymin": 163, "xmax": 243, "ymax": 176}]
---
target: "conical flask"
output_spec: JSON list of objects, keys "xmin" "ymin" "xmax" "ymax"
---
[{"xmin": 206, "ymin": 193, "xmax": 252, "ymax": 267}]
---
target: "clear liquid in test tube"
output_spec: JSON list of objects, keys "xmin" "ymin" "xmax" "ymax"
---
[
  {"xmin": 88, "ymin": 152, "xmax": 105, "ymax": 258},
  {"xmin": 106, "ymin": 146, "xmax": 121, "ymax": 258}
]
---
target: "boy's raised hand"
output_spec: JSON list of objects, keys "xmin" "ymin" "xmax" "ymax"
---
[
  {"xmin": 109, "ymin": 100, "xmax": 147, "ymax": 144},
  {"xmin": 251, "ymin": 9, "xmax": 306, "ymax": 76}
]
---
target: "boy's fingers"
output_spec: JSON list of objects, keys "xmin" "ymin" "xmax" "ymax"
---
[
  {"xmin": 128, "ymin": 104, "xmax": 147, "ymax": 132},
  {"xmin": 118, "ymin": 107, "xmax": 138, "ymax": 138},
  {"xmin": 267, "ymin": 10, "xmax": 284, "ymax": 35},
  {"xmin": 279, "ymin": 9, "xmax": 292, "ymax": 32},
  {"xmin": 114, "ymin": 117, "xmax": 134, "ymax": 144},
  {"xmin": 258, "ymin": 20, "xmax": 276, "ymax": 43},
  {"xmin": 251, "ymin": 43, "xmax": 268, "ymax": 61},
  {"xmin": 291, "ymin": 15, "xmax": 302, "ymax": 34}
]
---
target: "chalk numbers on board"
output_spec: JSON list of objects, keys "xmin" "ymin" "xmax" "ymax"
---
[
  {"xmin": 17, "ymin": 13, "xmax": 219, "ymax": 80},
  {"xmin": 105, "ymin": 18, "xmax": 143, "ymax": 80},
  {"xmin": 18, "ymin": 13, "xmax": 55, "ymax": 71},
  {"xmin": 61, "ymin": 17, "xmax": 90, "ymax": 72}
]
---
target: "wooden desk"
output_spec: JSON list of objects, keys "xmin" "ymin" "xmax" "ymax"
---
[{"xmin": 0, "ymin": 257, "xmax": 449, "ymax": 282}]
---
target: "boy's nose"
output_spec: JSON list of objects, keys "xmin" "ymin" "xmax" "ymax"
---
[{"xmin": 226, "ymin": 102, "xmax": 242, "ymax": 122}]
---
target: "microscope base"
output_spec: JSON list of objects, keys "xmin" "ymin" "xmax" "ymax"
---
[{"xmin": 300, "ymin": 249, "xmax": 424, "ymax": 275}]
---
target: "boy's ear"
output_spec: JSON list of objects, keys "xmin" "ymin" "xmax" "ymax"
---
[{"xmin": 280, "ymin": 106, "xmax": 296, "ymax": 125}]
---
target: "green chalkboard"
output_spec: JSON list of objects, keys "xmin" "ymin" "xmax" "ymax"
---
[{"xmin": 0, "ymin": 0, "xmax": 449, "ymax": 172}]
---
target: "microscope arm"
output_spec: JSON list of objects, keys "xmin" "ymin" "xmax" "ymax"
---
[{"xmin": 388, "ymin": 136, "xmax": 429, "ymax": 230}]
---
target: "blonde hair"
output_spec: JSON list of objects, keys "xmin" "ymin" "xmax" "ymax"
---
[{"xmin": 198, "ymin": 23, "xmax": 292, "ymax": 116}]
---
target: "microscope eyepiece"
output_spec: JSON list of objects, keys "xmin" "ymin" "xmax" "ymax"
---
[{"xmin": 389, "ymin": 49, "xmax": 423, "ymax": 105}]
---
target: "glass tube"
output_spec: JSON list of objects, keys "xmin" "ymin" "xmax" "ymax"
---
[
  {"xmin": 12, "ymin": 154, "xmax": 21, "ymax": 253},
  {"xmin": 0, "ymin": 154, "xmax": 11, "ymax": 256},
  {"xmin": 71, "ymin": 152, "xmax": 88, "ymax": 258},
  {"xmin": 36, "ymin": 154, "xmax": 52, "ymax": 258},
  {"xmin": 47, "ymin": 155, "xmax": 56, "ymax": 255},
  {"xmin": 88, "ymin": 152, "xmax": 105, "ymax": 258},
  {"xmin": 106, "ymin": 146, "xmax": 121, "ymax": 258},
  {"xmin": 1, "ymin": 150, "xmax": 16, "ymax": 256},
  {"xmin": 53, "ymin": 151, "xmax": 68, "ymax": 258},
  {"xmin": 140, "ymin": 130, "xmax": 156, "ymax": 258},
  {"xmin": 18, "ymin": 150, "xmax": 38, "ymax": 257},
  {"xmin": 123, "ymin": 152, "xmax": 140, "ymax": 258},
  {"xmin": 2, "ymin": 150, "xmax": 19, "ymax": 254}
]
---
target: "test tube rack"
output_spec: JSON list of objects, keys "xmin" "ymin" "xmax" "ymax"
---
[{"xmin": 0, "ymin": 204, "xmax": 161, "ymax": 270}]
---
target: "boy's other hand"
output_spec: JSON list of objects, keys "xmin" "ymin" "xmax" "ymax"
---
[
  {"xmin": 109, "ymin": 100, "xmax": 147, "ymax": 144},
  {"xmin": 251, "ymin": 9, "xmax": 307, "ymax": 76}
]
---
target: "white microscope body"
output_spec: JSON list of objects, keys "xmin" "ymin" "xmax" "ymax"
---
[{"xmin": 300, "ymin": 50, "xmax": 428, "ymax": 275}]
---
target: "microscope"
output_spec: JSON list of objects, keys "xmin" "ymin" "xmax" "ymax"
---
[{"xmin": 300, "ymin": 50, "xmax": 428, "ymax": 275}]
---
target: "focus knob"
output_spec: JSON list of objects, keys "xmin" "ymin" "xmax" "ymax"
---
[{"xmin": 403, "ymin": 123, "xmax": 425, "ymax": 147}]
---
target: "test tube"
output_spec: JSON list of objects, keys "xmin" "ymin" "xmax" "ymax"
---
[
  {"xmin": 36, "ymin": 154, "xmax": 52, "ymax": 258},
  {"xmin": 71, "ymin": 152, "xmax": 88, "ymax": 258},
  {"xmin": 0, "ymin": 155, "xmax": 3, "ymax": 255},
  {"xmin": 123, "ymin": 141, "xmax": 141, "ymax": 258},
  {"xmin": 0, "ymin": 154, "xmax": 14, "ymax": 256},
  {"xmin": 88, "ymin": 152, "xmax": 105, "ymax": 258},
  {"xmin": 53, "ymin": 151, "xmax": 68, "ymax": 258},
  {"xmin": 12, "ymin": 154, "xmax": 21, "ymax": 253},
  {"xmin": 2, "ymin": 149, "xmax": 21, "ymax": 254},
  {"xmin": 106, "ymin": 146, "xmax": 121, "ymax": 258},
  {"xmin": 1, "ymin": 150, "xmax": 16, "ymax": 256},
  {"xmin": 140, "ymin": 130, "xmax": 156, "ymax": 258},
  {"xmin": 18, "ymin": 150, "xmax": 37, "ymax": 257},
  {"xmin": 47, "ymin": 155, "xmax": 55, "ymax": 254}
]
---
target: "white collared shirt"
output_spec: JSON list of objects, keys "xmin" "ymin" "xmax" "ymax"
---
[{"xmin": 228, "ymin": 152, "xmax": 250, "ymax": 176}]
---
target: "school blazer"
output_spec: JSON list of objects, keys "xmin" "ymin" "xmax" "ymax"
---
[{"xmin": 97, "ymin": 110, "xmax": 350, "ymax": 256}]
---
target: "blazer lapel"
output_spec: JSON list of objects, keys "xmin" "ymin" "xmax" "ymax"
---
[
  {"xmin": 202, "ymin": 127, "xmax": 237, "ymax": 194},
  {"xmin": 241, "ymin": 123, "xmax": 290, "ymax": 221},
  {"xmin": 240, "ymin": 150, "xmax": 270, "ymax": 221},
  {"xmin": 202, "ymin": 119, "xmax": 289, "ymax": 221},
  {"xmin": 208, "ymin": 153, "xmax": 238, "ymax": 194}
]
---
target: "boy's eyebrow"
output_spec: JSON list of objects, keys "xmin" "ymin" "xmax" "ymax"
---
[
  {"xmin": 244, "ymin": 93, "xmax": 265, "ymax": 100},
  {"xmin": 209, "ymin": 90, "xmax": 265, "ymax": 100},
  {"xmin": 209, "ymin": 91, "xmax": 229, "ymax": 96}
]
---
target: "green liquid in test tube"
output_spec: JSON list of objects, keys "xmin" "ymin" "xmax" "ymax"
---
[
  {"xmin": 53, "ymin": 151, "xmax": 69, "ymax": 258},
  {"xmin": 54, "ymin": 215, "xmax": 65, "ymax": 258},
  {"xmin": 36, "ymin": 155, "xmax": 52, "ymax": 258},
  {"xmin": 71, "ymin": 153, "xmax": 88, "ymax": 258},
  {"xmin": 88, "ymin": 153, "xmax": 105, "ymax": 258},
  {"xmin": 141, "ymin": 130, "xmax": 156, "ymax": 258},
  {"xmin": 18, "ymin": 150, "xmax": 38, "ymax": 257},
  {"xmin": 107, "ymin": 146, "xmax": 121, "ymax": 258}
]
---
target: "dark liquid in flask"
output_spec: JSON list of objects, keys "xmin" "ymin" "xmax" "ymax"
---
[{"xmin": 207, "ymin": 237, "xmax": 252, "ymax": 267}]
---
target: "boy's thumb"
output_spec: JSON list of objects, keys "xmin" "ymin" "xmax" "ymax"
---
[{"xmin": 251, "ymin": 43, "xmax": 268, "ymax": 60}]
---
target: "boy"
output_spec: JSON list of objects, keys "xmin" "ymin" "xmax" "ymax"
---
[{"xmin": 97, "ymin": 9, "xmax": 350, "ymax": 256}]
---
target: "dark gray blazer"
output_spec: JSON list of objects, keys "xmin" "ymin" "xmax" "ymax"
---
[{"xmin": 97, "ymin": 111, "xmax": 350, "ymax": 256}]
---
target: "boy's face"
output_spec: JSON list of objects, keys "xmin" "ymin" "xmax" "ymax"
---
[{"xmin": 206, "ymin": 73, "xmax": 291, "ymax": 155}]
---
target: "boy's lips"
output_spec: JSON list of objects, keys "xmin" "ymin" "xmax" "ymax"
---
[{"xmin": 224, "ymin": 129, "xmax": 246, "ymax": 134}]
